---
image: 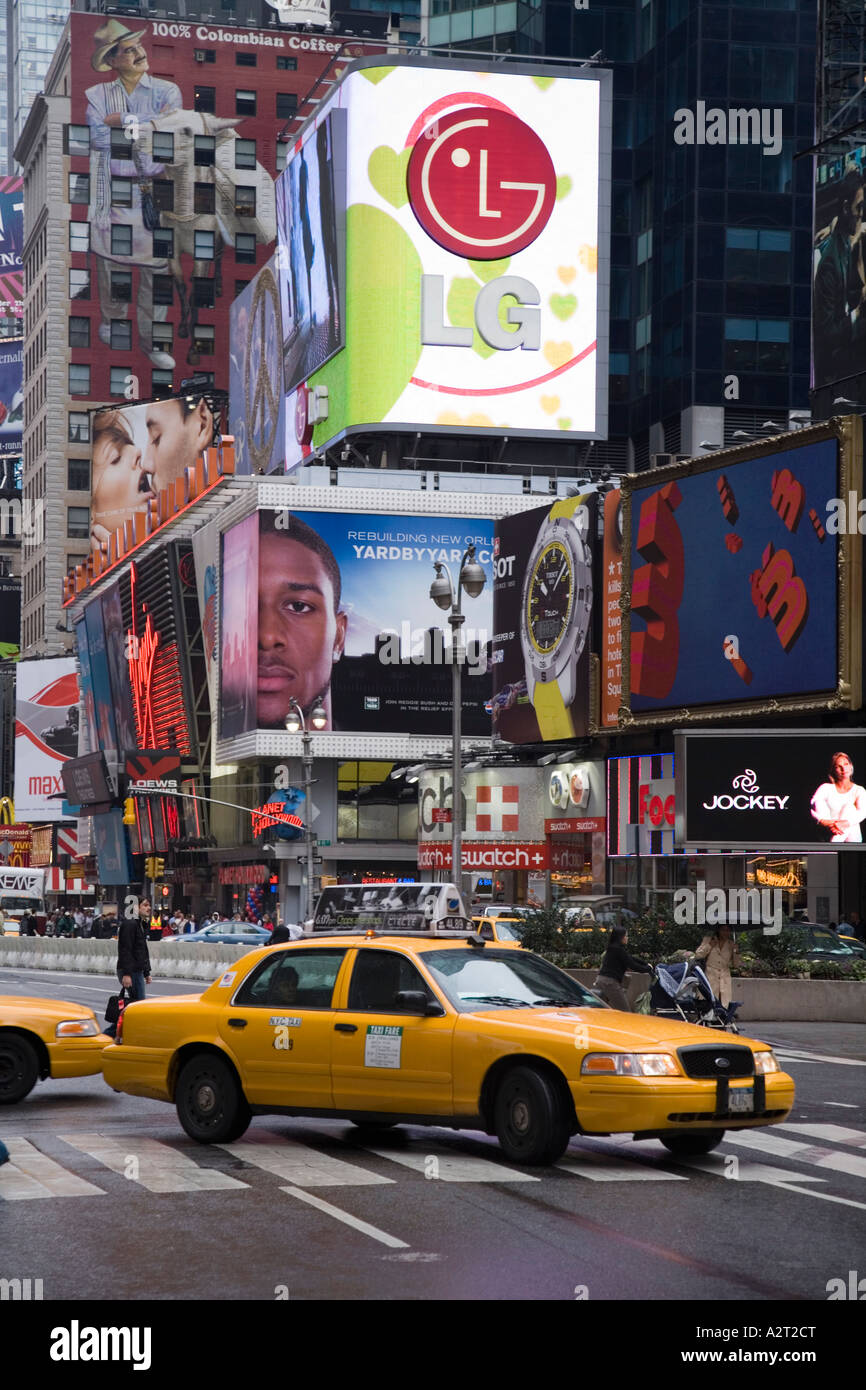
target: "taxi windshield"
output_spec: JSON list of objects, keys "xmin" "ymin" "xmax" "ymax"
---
[
  {"xmin": 420, "ymin": 948, "xmax": 606, "ymax": 1011},
  {"xmin": 496, "ymin": 920, "xmax": 525, "ymax": 941}
]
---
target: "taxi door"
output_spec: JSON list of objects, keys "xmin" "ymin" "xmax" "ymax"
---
[
  {"xmin": 218, "ymin": 948, "xmax": 349, "ymax": 1108},
  {"xmin": 330, "ymin": 947, "xmax": 455, "ymax": 1115}
]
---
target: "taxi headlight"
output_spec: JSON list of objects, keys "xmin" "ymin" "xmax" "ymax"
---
[
  {"xmin": 55, "ymin": 1019, "xmax": 99, "ymax": 1038},
  {"xmin": 581, "ymin": 1052, "xmax": 679, "ymax": 1077},
  {"xmin": 753, "ymin": 1050, "xmax": 780, "ymax": 1074}
]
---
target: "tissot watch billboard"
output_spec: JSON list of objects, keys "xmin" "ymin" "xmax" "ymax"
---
[
  {"xmin": 491, "ymin": 493, "xmax": 596, "ymax": 743},
  {"xmin": 676, "ymin": 731, "xmax": 866, "ymax": 850},
  {"xmin": 219, "ymin": 507, "xmax": 494, "ymax": 736},
  {"xmin": 623, "ymin": 422, "xmax": 862, "ymax": 725},
  {"xmin": 280, "ymin": 57, "xmax": 611, "ymax": 468}
]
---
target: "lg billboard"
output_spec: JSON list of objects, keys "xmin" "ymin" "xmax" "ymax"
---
[{"xmin": 277, "ymin": 56, "xmax": 611, "ymax": 468}]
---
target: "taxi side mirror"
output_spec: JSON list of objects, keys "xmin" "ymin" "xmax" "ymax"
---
[{"xmin": 395, "ymin": 990, "xmax": 445, "ymax": 1017}]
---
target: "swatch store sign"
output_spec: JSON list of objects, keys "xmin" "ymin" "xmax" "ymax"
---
[{"xmin": 418, "ymin": 768, "xmax": 548, "ymax": 871}]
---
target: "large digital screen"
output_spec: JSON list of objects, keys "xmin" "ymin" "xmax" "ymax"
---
[
  {"xmin": 0, "ymin": 175, "xmax": 23, "ymax": 321},
  {"xmin": 624, "ymin": 430, "xmax": 858, "ymax": 722},
  {"xmin": 279, "ymin": 58, "xmax": 611, "ymax": 468},
  {"xmin": 676, "ymin": 731, "xmax": 866, "ymax": 851},
  {"xmin": 219, "ymin": 508, "xmax": 494, "ymax": 737},
  {"xmin": 14, "ymin": 659, "xmax": 80, "ymax": 822},
  {"xmin": 229, "ymin": 255, "xmax": 284, "ymax": 476},
  {"xmin": 0, "ymin": 340, "xmax": 22, "ymax": 459},
  {"xmin": 813, "ymin": 145, "xmax": 866, "ymax": 396},
  {"xmin": 490, "ymin": 494, "xmax": 596, "ymax": 743}
]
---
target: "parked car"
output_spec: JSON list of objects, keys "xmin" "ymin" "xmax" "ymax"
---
[
  {"xmin": 472, "ymin": 914, "xmax": 525, "ymax": 946},
  {"xmin": 558, "ymin": 896, "xmax": 639, "ymax": 929},
  {"xmin": 160, "ymin": 922, "xmax": 272, "ymax": 947},
  {"xmin": 0, "ymin": 996, "xmax": 109, "ymax": 1103},
  {"xmin": 737, "ymin": 923, "xmax": 865, "ymax": 962}
]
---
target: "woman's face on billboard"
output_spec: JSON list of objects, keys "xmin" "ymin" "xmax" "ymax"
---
[{"xmin": 92, "ymin": 428, "xmax": 155, "ymax": 527}]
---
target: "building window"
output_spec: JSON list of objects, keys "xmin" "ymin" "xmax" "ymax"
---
[
  {"xmin": 110, "ymin": 128, "xmax": 133, "ymax": 157},
  {"xmin": 235, "ymin": 233, "xmax": 256, "ymax": 264},
  {"xmin": 235, "ymin": 89, "xmax": 256, "ymax": 117},
  {"xmin": 69, "ymin": 221, "xmax": 90, "ymax": 254},
  {"xmin": 153, "ymin": 131, "xmax": 174, "ymax": 163},
  {"xmin": 724, "ymin": 318, "xmax": 790, "ymax": 372},
  {"xmin": 725, "ymin": 228, "xmax": 791, "ymax": 285},
  {"xmin": 236, "ymin": 51, "xmax": 256, "ymax": 66},
  {"xmin": 191, "ymin": 324, "xmax": 215, "ymax": 355},
  {"xmin": 111, "ymin": 269, "xmax": 133, "ymax": 302},
  {"xmin": 194, "ymin": 135, "xmax": 216, "ymax": 167},
  {"xmin": 235, "ymin": 186, "xmax": 256, "ymax": 217},
  {"xmin": 153, "ymin": 180, "xmax": 174, "ymax": 212},
  {"xmin": 65, "ymin": 124, "xmax": 90, "ymax": 156},
  {"xmin": 276, "ymin": 142, "xmax": 288, "ymax": 174},
  {"xmin": 110, "ymin": 320, "xmax": 132, "ymax": 351},
  {"xmin": 68, "ymin": 364, "xmax": 91, "ymax": 395},
  {"xmin": 67, "ymin": 555, "xmax": 88, "ymax": 571},
  {"xmin": 153, "ymin": 228, "xmax": 174, "ymax": 258},
  {"xmin": 111, "ymin": 225, "xmax": 133, "ymax": 256},
  {"xmin": 194, "ymin": 182, "xmax": 216, "ymax": 214},
  {"xmin": 194, "ymin": 85, "xmax": 216, "ymax": 114},
  {"xmin": 111, "ymin": 177, "xmax": 133, "ymax": 207},
  {"xmin": 69, "ymin": 173, "xmax": 90, "ymax": 204},
  {"xmin": 276, "ymin": 92, "xmax": 298, "ymax": 120},
  {"xmin": 67, "ymin": 506, "xmax": 90, "ymax": 539},
  {"xmin": 194, "ymin": 229, "xmax": 215, "ymax": 259},
  {"xmin": 276, "ymin": 56, "xmax": 297, "ymax": 71},
  {"xmin": 152, "ymin": 323, "xmax": 174, "ymax": 353},
  {"xmin": 152, "ymin": 370, "xmax": 174, "ymax": 397},
  {"xmin": 68, "ymin": 412, "xmax": 90, "ymax": 444},
  {"xmin": 193, "ymin": 277, "xmax": 215, "ymax": 308},
  {"xmin": 152, "ymin": 275, "xmax": 174, "ymax": 306},
  {"xmin": 110, "ymin": 366, "xmax": 131, "ymax": 396},
  {"xmin": 67, "ymin": 459, "xmax": 90, "ymax": 492},
  {"xmin": 235, "ymin": 279, "xmax": 250, "ymax": 296},
  {"xmin": 68, "ymin": 316, "xmax": 90, "ymax": 348},
  {"xmin": 70, "ymin": 268, "xmax": 90, "ymax": 300},
  {"xmin": 195, "ymin": 48, "xmax": 216, "ymax": 62},
  {"xmin": 235, "ymin": 138, "xmax": 256, "ymax": 169}
]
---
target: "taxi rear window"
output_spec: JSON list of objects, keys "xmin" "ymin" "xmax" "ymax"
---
[{"xmin": 235, "ymin": 949, "xmax": 347, "ymax": 1009}]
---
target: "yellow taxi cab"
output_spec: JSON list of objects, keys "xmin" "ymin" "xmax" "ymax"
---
[
  {"xmin": 101, "ymin": 923, "xmax": 794, "ymax": 1165},
  {"xmin": 1, "ymin": 996, "xmax": 109, "ymax": 1104},
  {"xmin": 472, "ymin": 914, "xmax": 525, "ymax": 947}
]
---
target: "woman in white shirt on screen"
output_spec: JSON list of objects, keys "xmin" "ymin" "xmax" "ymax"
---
[{"xmin": 811, "ymin": 752, "xmax": 866, "ymax": 842}]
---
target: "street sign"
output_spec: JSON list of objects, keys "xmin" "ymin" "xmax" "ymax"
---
[
  {"xmin": 432, "ymin": 809, "xmax": 452, "ymax": 824},
  {"xmin": 318, "ymin": 839, "xmax": 331, "ymax": 847}
]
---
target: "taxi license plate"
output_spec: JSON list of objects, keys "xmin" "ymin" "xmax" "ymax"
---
[{"xmin": 728, "ymin": 1088, "xmax": 754, "ymax": 1113}]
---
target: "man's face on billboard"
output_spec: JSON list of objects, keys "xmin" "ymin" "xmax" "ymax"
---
[
  {"xmin": 143, "ymin": 400, "xmax": 212, "ymax": 491},
  {"xmin": 258, "ymin": 533, "xmax": 347, "ymax": 727},
  {"xmin": 108, "ymin": 38, "xmax": 149, "ymax": 79}
]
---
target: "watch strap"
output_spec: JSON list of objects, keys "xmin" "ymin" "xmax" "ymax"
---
[{"xmin": 533, "ymin": 680, "xmax": 577, "ymax": 739}]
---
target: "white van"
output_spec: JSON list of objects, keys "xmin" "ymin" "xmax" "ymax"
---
[{"xmin": 311, "ymin": 882, "xmax": 470, "ymax": 933}]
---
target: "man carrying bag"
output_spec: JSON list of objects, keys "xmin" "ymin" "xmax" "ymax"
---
[{"xmin": 105, "ymin": 899, "xmax": 152, "ymax": 1038}]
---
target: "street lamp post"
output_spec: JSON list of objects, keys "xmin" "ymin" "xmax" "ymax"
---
[
  {"xmin": 284, "ymin": 697, "xmax": 327, "ymax": 923},
  {"xmin": 430, "ymin": 547, "xmax": 487, "ymax": 894}
]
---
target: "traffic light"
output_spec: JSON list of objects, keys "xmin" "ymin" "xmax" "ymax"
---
[
  {"xmin": 145, "ymin": 856, "xmax": 165, "ymax": 879},
  {"xmin": 123, "ymin": 798, "xmax": 136, "ymax": 826},
  {"xmin": 154, "ymin": 856, "xmax": 165, "ymax": 878},
  {"xmin": 161, "ymin": 885, "xmax": 170, "ymax": 899}
]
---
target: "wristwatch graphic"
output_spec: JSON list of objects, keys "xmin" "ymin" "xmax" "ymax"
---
[{"xmin": 519, "ymin": 494, "xmax": 593, "ymax": 739}]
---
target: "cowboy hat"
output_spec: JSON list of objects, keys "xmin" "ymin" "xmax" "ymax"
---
[{"xmin": 91, "ymin": 19, "xmax": 147, "ymax": 72}]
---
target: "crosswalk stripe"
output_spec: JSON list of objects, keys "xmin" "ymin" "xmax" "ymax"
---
[
  {"xmin": 773, "ymin": 1049, "xmax": 866, "ymax": 1068},
  {"xmin": 363, "ymin": 1145, "xmax": 540, "ymax": 1183},
  {"xmin": 723, "ymin": 1129, "xmax": 866, "ymax": 1180},
  {"xmin": 281, "ymin": 1185, "xmax": 409, "ymax": 1249},
  {"xmin": 556, "ymin": 1152, "xmax": 686, "ymax": 1182},
  {"xmin": 778, "ymin": 1123, "xmax": 866, "ymax": 1148},
  {"xmin": 218, "ymin": 1130, "xmax": 394, "ymax": 1187},
  {"xmin": 678, "ymin": 1152, "xmax": 825, "ymax": 1186},
  {"xmin": 0, "ymin": 1137, "xmax": 103, "ymax": 1200},
  {"xmin": 58, "ymin": 1132, "xmax": 248, "ymax": 1194}
]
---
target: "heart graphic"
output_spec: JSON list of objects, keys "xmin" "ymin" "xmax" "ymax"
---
[
  {"xmin": 368, "ymin": 145, "xmax": 411, "ymax": 209},
  {"xmin": 532, "ymin": 77, "xmax": 555, "ymax": 91},
  {"xmin": 544, "ymin": 341, "xmax": 573, "ymax": 369},
  {"xmin": 578, "ymin": 243, "xmax": 598, "ymax": 273},
  {"xmin": 468, "ymin": 257, "xmax": 511, "ymax": 283},
  {"xmin": 361, "ymin": 66, "xmax": 396, "ymax": 85},
  {"xmin": 550, "ymin": 293, "xmax": 577, "ymax": 322},
  {"xmin": 556, "ymin": 175, "xmax": 573, "ymax": 201},
  {"xmin": 540, "ymin": 395, "xmax": 560, "ymax": 414},
  {"xmin": 557, "ymin": 419, "xmax": 573, "ymax": 431},
  {"xmin": 557, "ymin": 266, "xmax": 576, "ymax": 284}
]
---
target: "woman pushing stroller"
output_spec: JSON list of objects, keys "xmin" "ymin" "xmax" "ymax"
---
[{"xmin": 592, "ymin": 925, "xmax": 653, "ymax": 1012}]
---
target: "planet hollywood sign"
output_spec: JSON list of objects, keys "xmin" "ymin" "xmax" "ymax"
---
[{"xmin": 418, "ymin": 842, "xmax": 549, "ymax": 870}]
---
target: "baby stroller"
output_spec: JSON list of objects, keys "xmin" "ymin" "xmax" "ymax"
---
[{"xmin": 644, "ymin": 959, "xmax": 742, "ymax": 1032}]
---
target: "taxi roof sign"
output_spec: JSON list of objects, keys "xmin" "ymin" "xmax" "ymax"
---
[{"xmin": 311, "ymin": 881, "xmax": 472, "ymax": 934}]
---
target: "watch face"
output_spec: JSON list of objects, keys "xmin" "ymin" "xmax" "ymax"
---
[{"xmin": 526, "ymin": 540, "xmax": 574, "ymax": 657}]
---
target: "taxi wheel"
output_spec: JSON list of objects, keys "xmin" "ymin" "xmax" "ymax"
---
[
  {"xmin": 176, "ymin": 1056, "xmax": 252, "ymax": 1144},
  {"xmin": 0, "ymin": 1034, "xmax": 39, "ymax": 1105},
  {"xmin": 494, "ymin": 1065, "xmax": 570, "ymax": 1166},
  {"xmin": 660, "ymin": 1130, "xmax": 725, "ymax": 1157}
]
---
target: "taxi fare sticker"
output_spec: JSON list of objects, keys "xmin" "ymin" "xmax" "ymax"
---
[
  {"xmin": 269, "ymin": 1016, "xmax": 302, "ymax": 1026},
  {"xmin": 364, "ymin": 1025, "xmax": 403, "ymax": 1069}
]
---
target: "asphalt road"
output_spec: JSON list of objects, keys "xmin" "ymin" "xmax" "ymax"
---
[{"xmin": 2, "ymin": 966, "xmax": 865, "ymax": 1304}]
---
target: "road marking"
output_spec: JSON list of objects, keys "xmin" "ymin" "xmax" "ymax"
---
[
  {"xmin": 773, "ymin": 1048, "xmax": 866, "ymax": 1068},
  {"xmin": 679, "ymin": 1152, "xmax": 825, "ymax": 1185},
  {"xmin": 363, "ymin": 1145, "xmax": 540, "ymax": 1183},
  {"xmin": 0, "ymin": 1137, "xmax": 103, "ymax": 1200},
  {"xmin": 780, "ymin": 1123, "xmax": 866, "ymax": 1147},
  {"xmin": 824, "ymin": 1102, "xmax": 858, "ymax": 1108},
  {"xmin": 280, "ymin": 1185, "xmax": 409, "ymax": 1248},
  {"xmin": 724, "ymin": 1129, "xmax": 866, "ymax": 1179},
  {"xmin": 747, "ymin": 1182, "xmax": 866, "ymax": 1212},
  {"xmin": 556, "ymin": 1151, "xmax": 686, "ymax": 1182},
  {"xmin": 58, "ymin": 1132, "xmax": 248, "ymax": 1194},
  {"xmin": 219, "ymin": 1130, "xmax": 393, "ymax": 1187}
]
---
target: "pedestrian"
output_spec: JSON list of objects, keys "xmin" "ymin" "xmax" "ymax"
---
[
  {"xmin": 848, "ymin": 910, "xmax": 865, "ymax": 942},
  {"xmin": 106, "ymin": 898, "xmax": 152, "ymax": 1038},
  {"xmin": 828, "ymin": 921, "xmax": 839, "ymax": 934},
  {"xmin": 268, "ymin": 924, "xmax": 290, "ymax": 946},
  {"xmin": 20, "ymin": 909, "xmax": 37, "ymax": 937},
  {"xmin": 56, "ymin": 908, "xmax": 76, "ymax": 938},
  {"xmin": 74, "ymin": 907, "xmax": 85, "ymax": 936},
  {"xmin": 693, "ymin": 923, "xmax": 741, "ymax": 1009},
  {"xmin": 0, "ymin": 908, "xmax": 5, "ymax": 936},
  {"xmin": 592, "ymin": 926, "xmax": 652, "ymax": 1013}
]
